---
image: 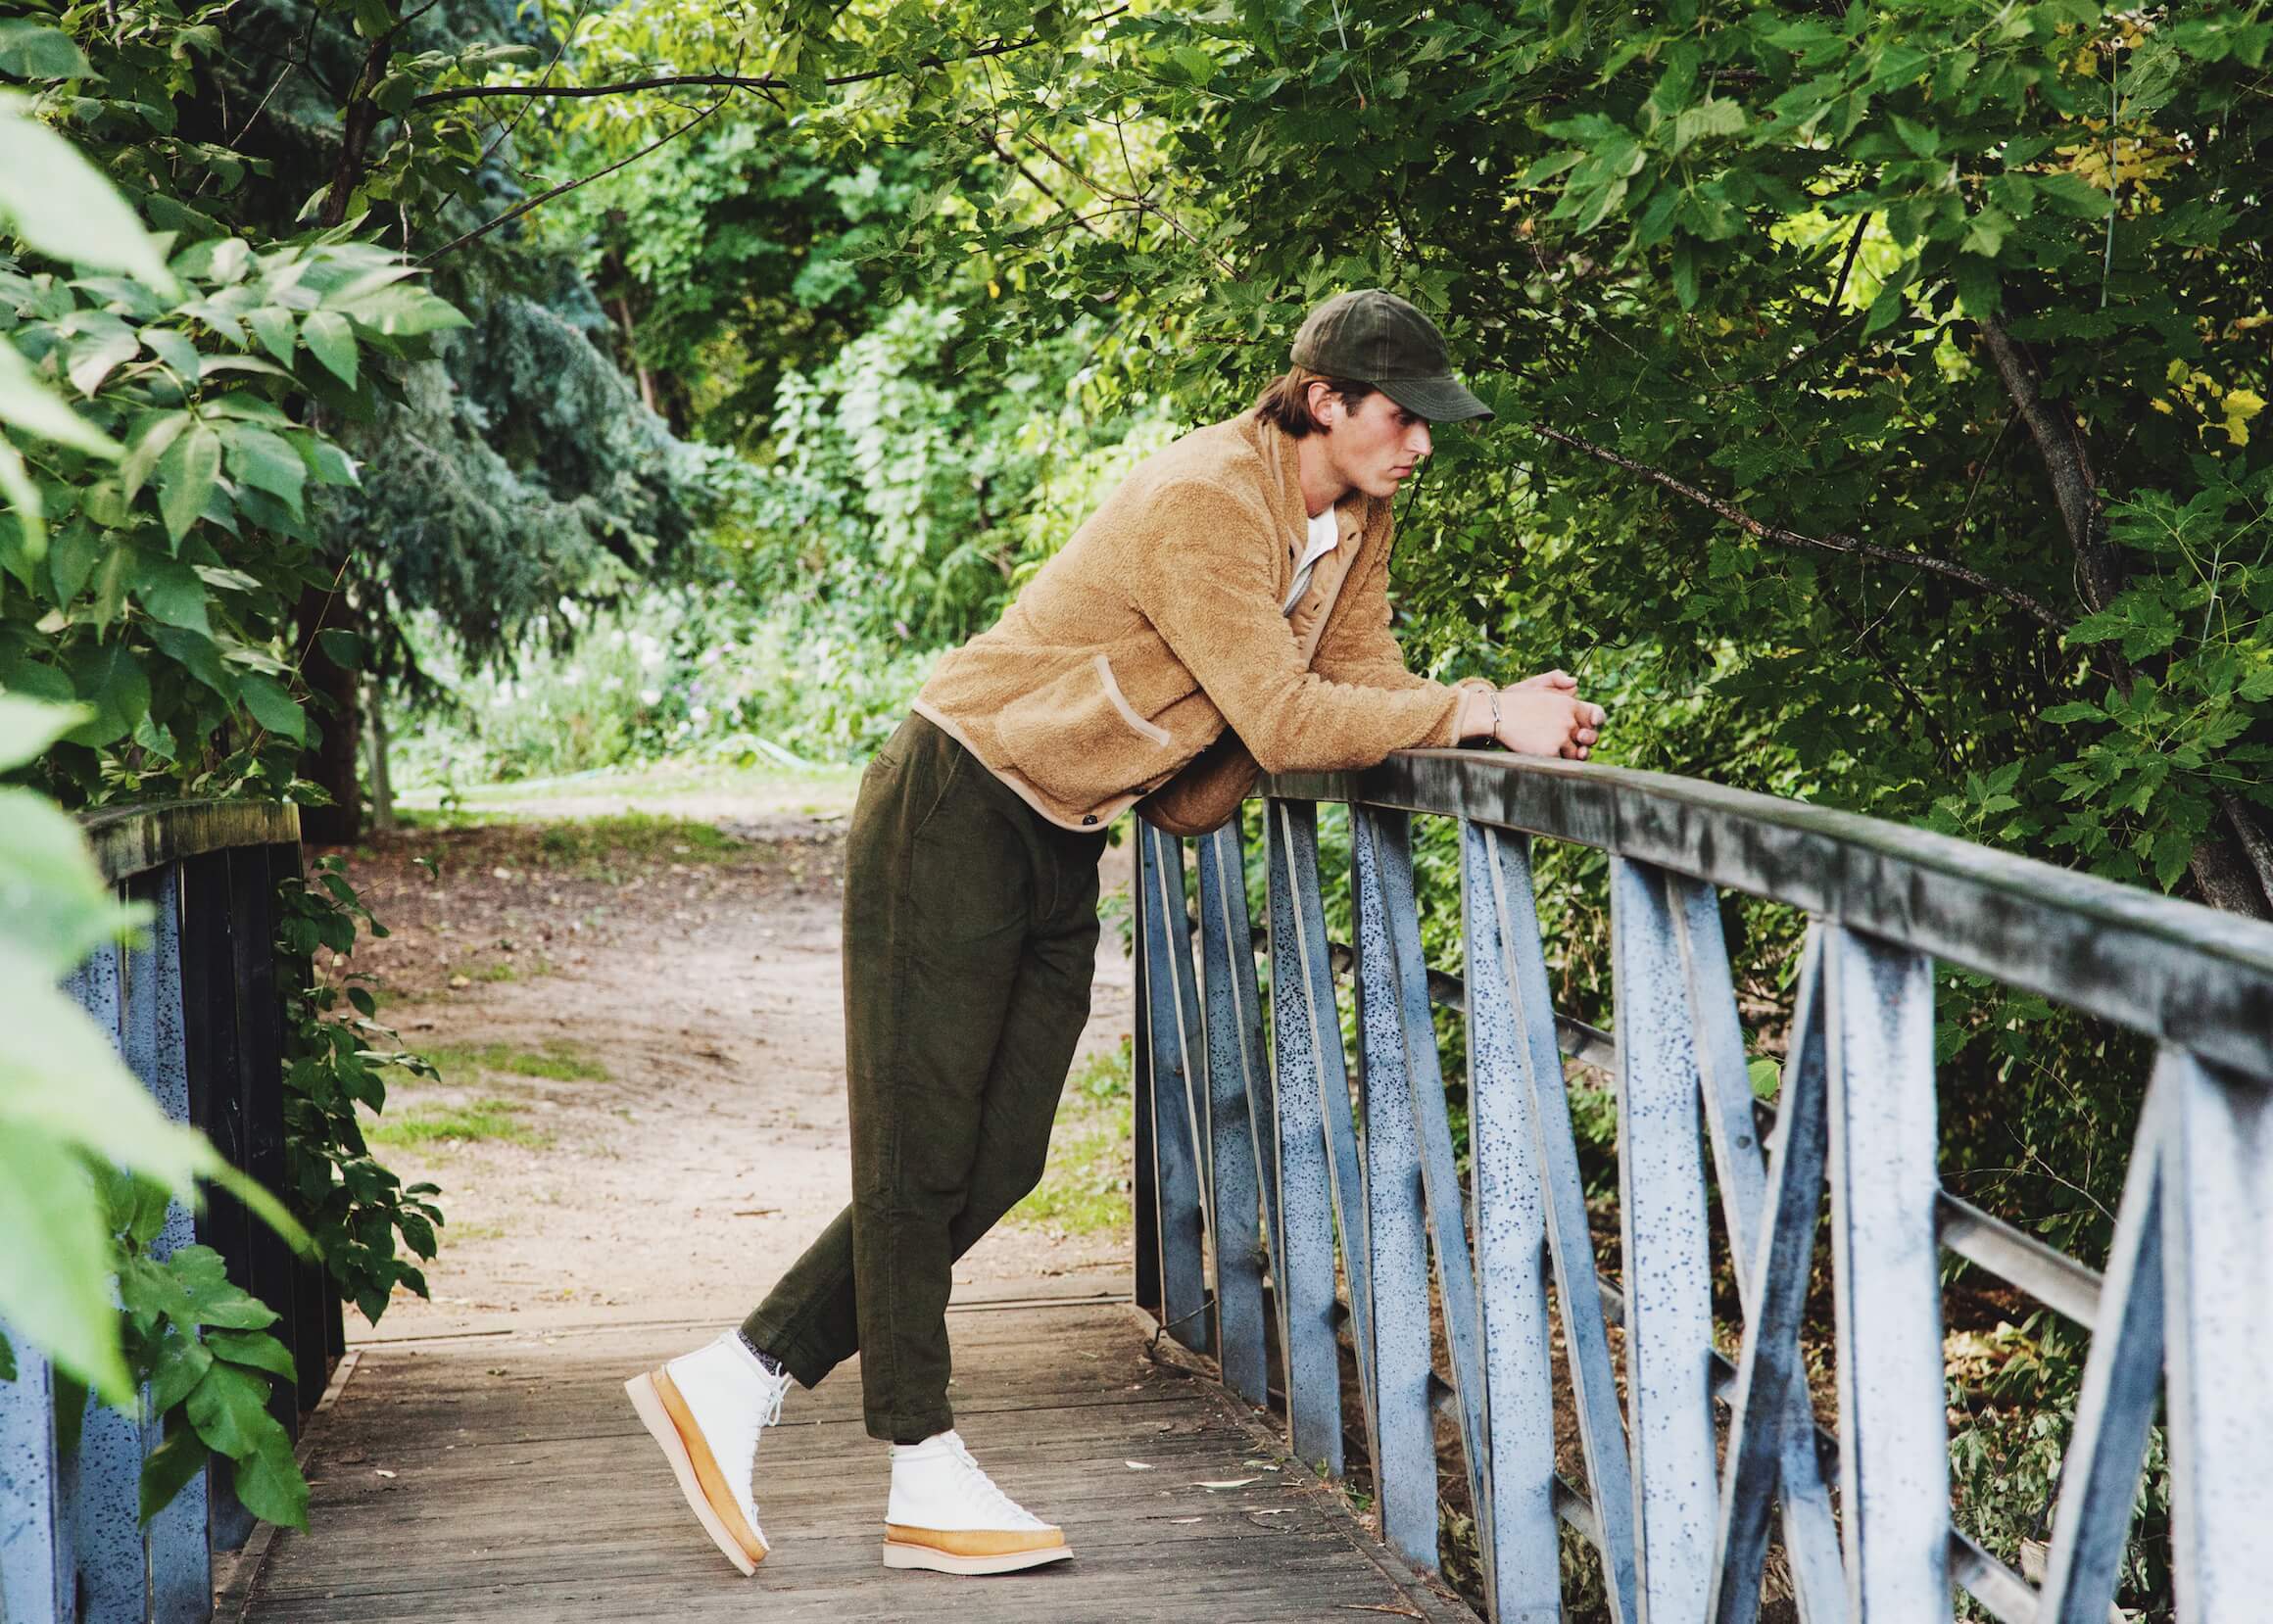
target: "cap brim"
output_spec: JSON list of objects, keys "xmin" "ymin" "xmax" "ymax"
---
[{"xmin": 1378, "ymin": 375, "xmax": 1494, "ymax": 423}]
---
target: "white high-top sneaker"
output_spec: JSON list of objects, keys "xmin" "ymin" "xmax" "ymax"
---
[
  {"xmin": 625, "ymin": 1332, "xmax": 791, "ymax": 1575},
  {"xmin": 882, "ymin": 1428, "xmax": 1072, "ymax": 1574}
]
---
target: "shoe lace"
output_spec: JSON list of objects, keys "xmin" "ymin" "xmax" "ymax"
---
[{"xmin": 942, "ymin": 1433, "xmax": 1034, "ymax": 1526}]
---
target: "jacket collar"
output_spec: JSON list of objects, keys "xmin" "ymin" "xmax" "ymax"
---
[{"xmin": 1238, "ymin": 408, "xmax": 1376, "ymax": 582}]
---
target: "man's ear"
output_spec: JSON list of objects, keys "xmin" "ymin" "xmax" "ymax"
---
[{"xmin": 1305, "ymin": 378, "xmax": 1338, "ymax": 428}]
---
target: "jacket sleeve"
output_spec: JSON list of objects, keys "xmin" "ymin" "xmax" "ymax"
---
[{"xmin": 1129, "ymin": 478, "xmax": 1462, "ymax": 775}]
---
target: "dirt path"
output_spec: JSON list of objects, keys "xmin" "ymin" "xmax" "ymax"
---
[{"xmin": 326, "ymin": 804, "xmax": 1136, "ymax": 1344}]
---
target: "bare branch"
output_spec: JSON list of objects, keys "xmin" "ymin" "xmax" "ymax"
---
[
  {"xmin": 418, "ymin": 94, "xmax": 725, "ymax": 263},
  {"xmin": 1527, "ymin": 423, "xmax": 2070, "ymax": 632},
  {"xmin": 1013, "ymin": 124, "xmax": 1240, "ymax": 280},
  {"xmin": 983, "ymin": 129, "xmax": 1103, "ymax": 237},
  {"xmin": 409, "ymin": 12, "xmax": 1127, "ymax": 110},
  {"xmin": 1978, "ymin": 317, "xmax": 2123, "ymax": 611}
]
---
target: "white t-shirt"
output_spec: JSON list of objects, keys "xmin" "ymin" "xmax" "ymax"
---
[{"xmin": 1282, "ymin": 506, "xmax": 1340, "ymax": 617}]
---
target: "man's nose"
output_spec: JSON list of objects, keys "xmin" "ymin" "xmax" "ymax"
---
[{"xmin": 1409, "ymin": 422, "xmax": 1432, "ymax": 458}]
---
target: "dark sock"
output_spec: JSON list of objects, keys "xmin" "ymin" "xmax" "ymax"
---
[
  {"xmin": 894, "ymin": 1436, "xmax": 927, "ymax": 1447},
  {"xmin": 737, "ymin": 1327, "xmax": 787, "ymax": 1378}
]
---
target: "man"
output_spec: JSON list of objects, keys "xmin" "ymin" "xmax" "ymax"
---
[{"xmin": 623, "ymin": 289, "xmax": 1605, "ymax": 1577}]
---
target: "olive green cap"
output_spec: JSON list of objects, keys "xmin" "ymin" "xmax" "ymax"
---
[{"xmin": 1288, "ymin": 288, "xmax": 1493, "ymax": 424}]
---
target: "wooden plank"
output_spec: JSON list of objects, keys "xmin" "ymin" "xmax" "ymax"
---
[{"xmin": 239, "ymin": 1304, "xmax": 1476, "ymax": 1624}]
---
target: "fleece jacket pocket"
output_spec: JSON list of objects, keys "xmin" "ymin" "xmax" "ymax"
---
[{"xmin": 995, "ymin": 653, "xmax": 1173, "ymax": 803}]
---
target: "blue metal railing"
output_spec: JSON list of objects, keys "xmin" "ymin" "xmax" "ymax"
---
[
  {"xmin": 1131, "ymin": 748, "xmax": 2273, "ymax": 1624},
  {"xmin": 2, "ymin": 800, "xmax": 323, "ymax": 1624}
]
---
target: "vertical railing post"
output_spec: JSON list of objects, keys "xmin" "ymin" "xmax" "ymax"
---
[
  {"xmin": 2160, "ymin": 1046, "xmax": 2273, "ymax": 1622},
  {"xmin": 1264, "ymin": 797, "xmax": 1348, "ymax": 1473},
  {"xmin": 1195, "ymin": 819, "xmax": 1271, "ymax": 1407},
  {"xmin": 66, "ymin": 939, "xmax": 155, "ymax": 1624},
  {"xmin": 1349, "ymin": 807, "xmax": 1444, "ymax": 1571},
  {"xmin": 1609, "ymin": 858, "xmax": 1717, "ymax": 1623},
  {"xmin": 1132, "ymin": 831, "xmax": 1161, "ymax": 1322},
  {"xmin": 1679, "ymin": 898, "xmax": 1842, "ymax": 1624},
  {"xmin": 1458, "ymin": 822, "xmax": 1565, "ymax": 1624},
  {"xmin": 133, "ymin": 866, "xmax": 213, "ymax": 1623},
  {"xmin": 1476, "ymin": 825, "xmax": 1639, "ymax": 1624},
  {"xmin": 1138, "ymin": 823, "xmax": 1211, "ymax": 1354},
  {"xmin": 226, "ymin": 845, "xmax": 299, "ymax": 1447},
  {"xmin": 0, "ymin": 1342, "xmax": 69, "ymax": 1623},
  {"xmin": 1710, "ymin": 932, "xmax": 1838, "ymax": 1624},
  {"xmin": 179, "ymin": 847, "xmax": 256, "ymax": 1552},
  {"xmin": 2034, "ymin": 1060, "xmax": 2166, "ymax": 1624},
  {"xmin": 1823, "ymin": 923, "xmax": 1951, "ymax": 1621}
]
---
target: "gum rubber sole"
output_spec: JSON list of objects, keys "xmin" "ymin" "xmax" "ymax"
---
[
  {"xmin": 881, "ymin": 1540, "xmax": 1074, "ymax": 1575},
  {"xmin": 624, "ymin": 1371, "xmax": 765, "ymax": 1576}
]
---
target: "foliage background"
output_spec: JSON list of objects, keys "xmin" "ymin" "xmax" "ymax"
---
[{"xmin": 8, "ymin": 0, "xmax": 2264, "ymax": 1602}]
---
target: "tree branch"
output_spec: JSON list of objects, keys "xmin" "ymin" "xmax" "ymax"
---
[
  {"xmin": 1979, "ymin": 315, "xmax": 2272, "ymax": 915},
  {"xmin": 983, "ymin": 129, "xmax": 1103, "ymax": 237},
  {"xmin": 1978, "ymin": 317, "xmax": 2124, "ymax": 611},
  {"xmin": 409, "ymin": 14, "xmax": 1125, "ymax": 109},
  {"xmin": 1527, "ymin": 423, "xmax": 2070, "ymax": 632},
  {"xmin": 1012, "ymin": 123, "xmax": 1240, "ymax": 280},
  {"xmin": 418, "ymin": 94, "xmax": 725, "ymax": 263}
]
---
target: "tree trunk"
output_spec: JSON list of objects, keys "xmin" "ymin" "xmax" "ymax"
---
[
  {"xmin": 611, "ymin": 295, "xmax": 658, "ymax": 416},
  {"xmin": 365, "ymin": 678, "xmax": 395, "ymax": 835},
  {"xmin": 295, "ymin": 582, "xmax": 363, "ymax": 845},
  {"xmin": 1982, "ymin": 317, "xmax": 2273, "ymax": 918}
]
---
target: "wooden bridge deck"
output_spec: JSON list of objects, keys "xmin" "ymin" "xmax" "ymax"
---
[{"xmin": 228, "ymin": 1295, "xmax": 1474, "ymax": 1623}]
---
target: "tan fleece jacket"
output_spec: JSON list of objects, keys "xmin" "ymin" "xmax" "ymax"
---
[{"xmin": 912, "ymin": 407, "xmax": 1468, "ymax": 836}]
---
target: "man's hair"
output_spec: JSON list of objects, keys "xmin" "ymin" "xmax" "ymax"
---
[{"xmin": 1252, "ymin": 366, "xmax": 1378, "ymax": 438}]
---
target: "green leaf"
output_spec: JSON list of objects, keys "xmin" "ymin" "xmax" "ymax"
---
[
  {"xmin": 233, "ymin": 1423, "xmax": 309, "ymax": 1530},
  {"xmin": 0, "ymin": 1126, "xmax": 133, "ymax": 1407},
  {"xmin": 1953, "ymin": 255, "xmax": 2001, "ymax": 318},
  {"xmin": 0, "ymin": 92, "xmax": 178, "ymax": 293},
  {"xmin": 134, "ymin": 553, "xmax": 213, "ymax": 635},
  {"xmin": 0, "ymin": 335, "xmax": 125, "ymax": 456},
  {"xmin": 237, "ymin": 670, "xmax": 306, "ymax": 743},
  {"xmin": 301, "ymin": 310, "xmax": 356, "ymax": 386},
  {"xmin": 2035, "ymin": 170, "xmax": 2111, "ymax": 218},
  {"xmin": 140, "ymin": 1415, "xmax": 209, "ymax": 1525},
  {"xmin": 121, "ymin": 411, "xmax": 191, "ymax": 504},
  {"xmin": 156, "ymin": 422, "xmax": 221, "ymax": 544},
  {"xmin": 1670, "ymin": 97, "xmax": 1746, "ymax": 154},
  {"xmin": 0, "ymin": 693, "xmax": 83, "ymax": 770},
  {"xmin": 63, "ymin": 640, "xmax": 151, "ymax": 746},
  {"xmin": 0, "ymin": 20, "xmax": 94, "ymax": 79},
  {"xmin": 67, "ymin": 330, "xmax": 140, "ymax": 397},
  {"xmin": 163, "ymin": 1247, "xmax": 281, "ymax": 1330},
  {"xmin": 222, "ymin": 425, "xmax": 305, "ymax": 515},
  {"xmin": 0, "ymin": 433, "xmax": 44, "ymax": 561},
  {"xmin": 334, "ymin": 282, "xmax": 467, "ymax": 338},
  {"xmin": 1960, "ymin": 207, "xmax": 2012, "ymax": 260},
  {"xmin": 147, "ymin": 1328, "xmax": 216, "ymax": 1414},
  {"xmin": 246, "ymin": 307, "xmax": 297, "ymax": 365},
  {"xmin": 184, "ymin": 1361, "xmax": 274, "ymax": 1456},
  {"xmin": 206, "ymin": 1328, "xmax": 296, "ymax": 1380}
]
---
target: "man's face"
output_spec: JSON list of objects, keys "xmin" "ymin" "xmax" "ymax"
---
[{"xmin": 1316, "ymin": 386, "xmax": 1432, "ymax": 500}]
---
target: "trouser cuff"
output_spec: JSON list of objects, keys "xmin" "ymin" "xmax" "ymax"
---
[{"xmin": 866, "ymin": 1405, "xmax": 953, "ymax": 1445}]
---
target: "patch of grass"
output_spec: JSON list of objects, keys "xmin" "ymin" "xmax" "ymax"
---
[
  {"xmin": 1010, "ymin": 1038, "xmax": 1134, "ymax": 1239},
  {"xmin": 460, "ymin": 956, "xmax": 548, "ymax": 983},
  {"xmin": 424, "ymin": 1039, "xmax": 608, "ymax": 1083},
  {"xmin": 534, "ymin": 813, "xmax": 746, "ymax": 867},
  {"xmin": 368, "ymin": 1097, "xmax": 551, "ymax": 1149}
]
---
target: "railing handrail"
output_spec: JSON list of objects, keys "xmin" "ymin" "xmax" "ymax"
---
[
  {"xmin": 79, "ymin": 795, "xmax": 302, "ymax": 884},
  {"xmin": 1268, "ymin": 748, "xmax": 2273, "ymax": 1081}
]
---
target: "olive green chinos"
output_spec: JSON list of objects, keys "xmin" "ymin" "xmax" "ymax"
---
[{"xmin": 739, "ymin": 712, "xmax": 1108, "ymax": 1443}]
